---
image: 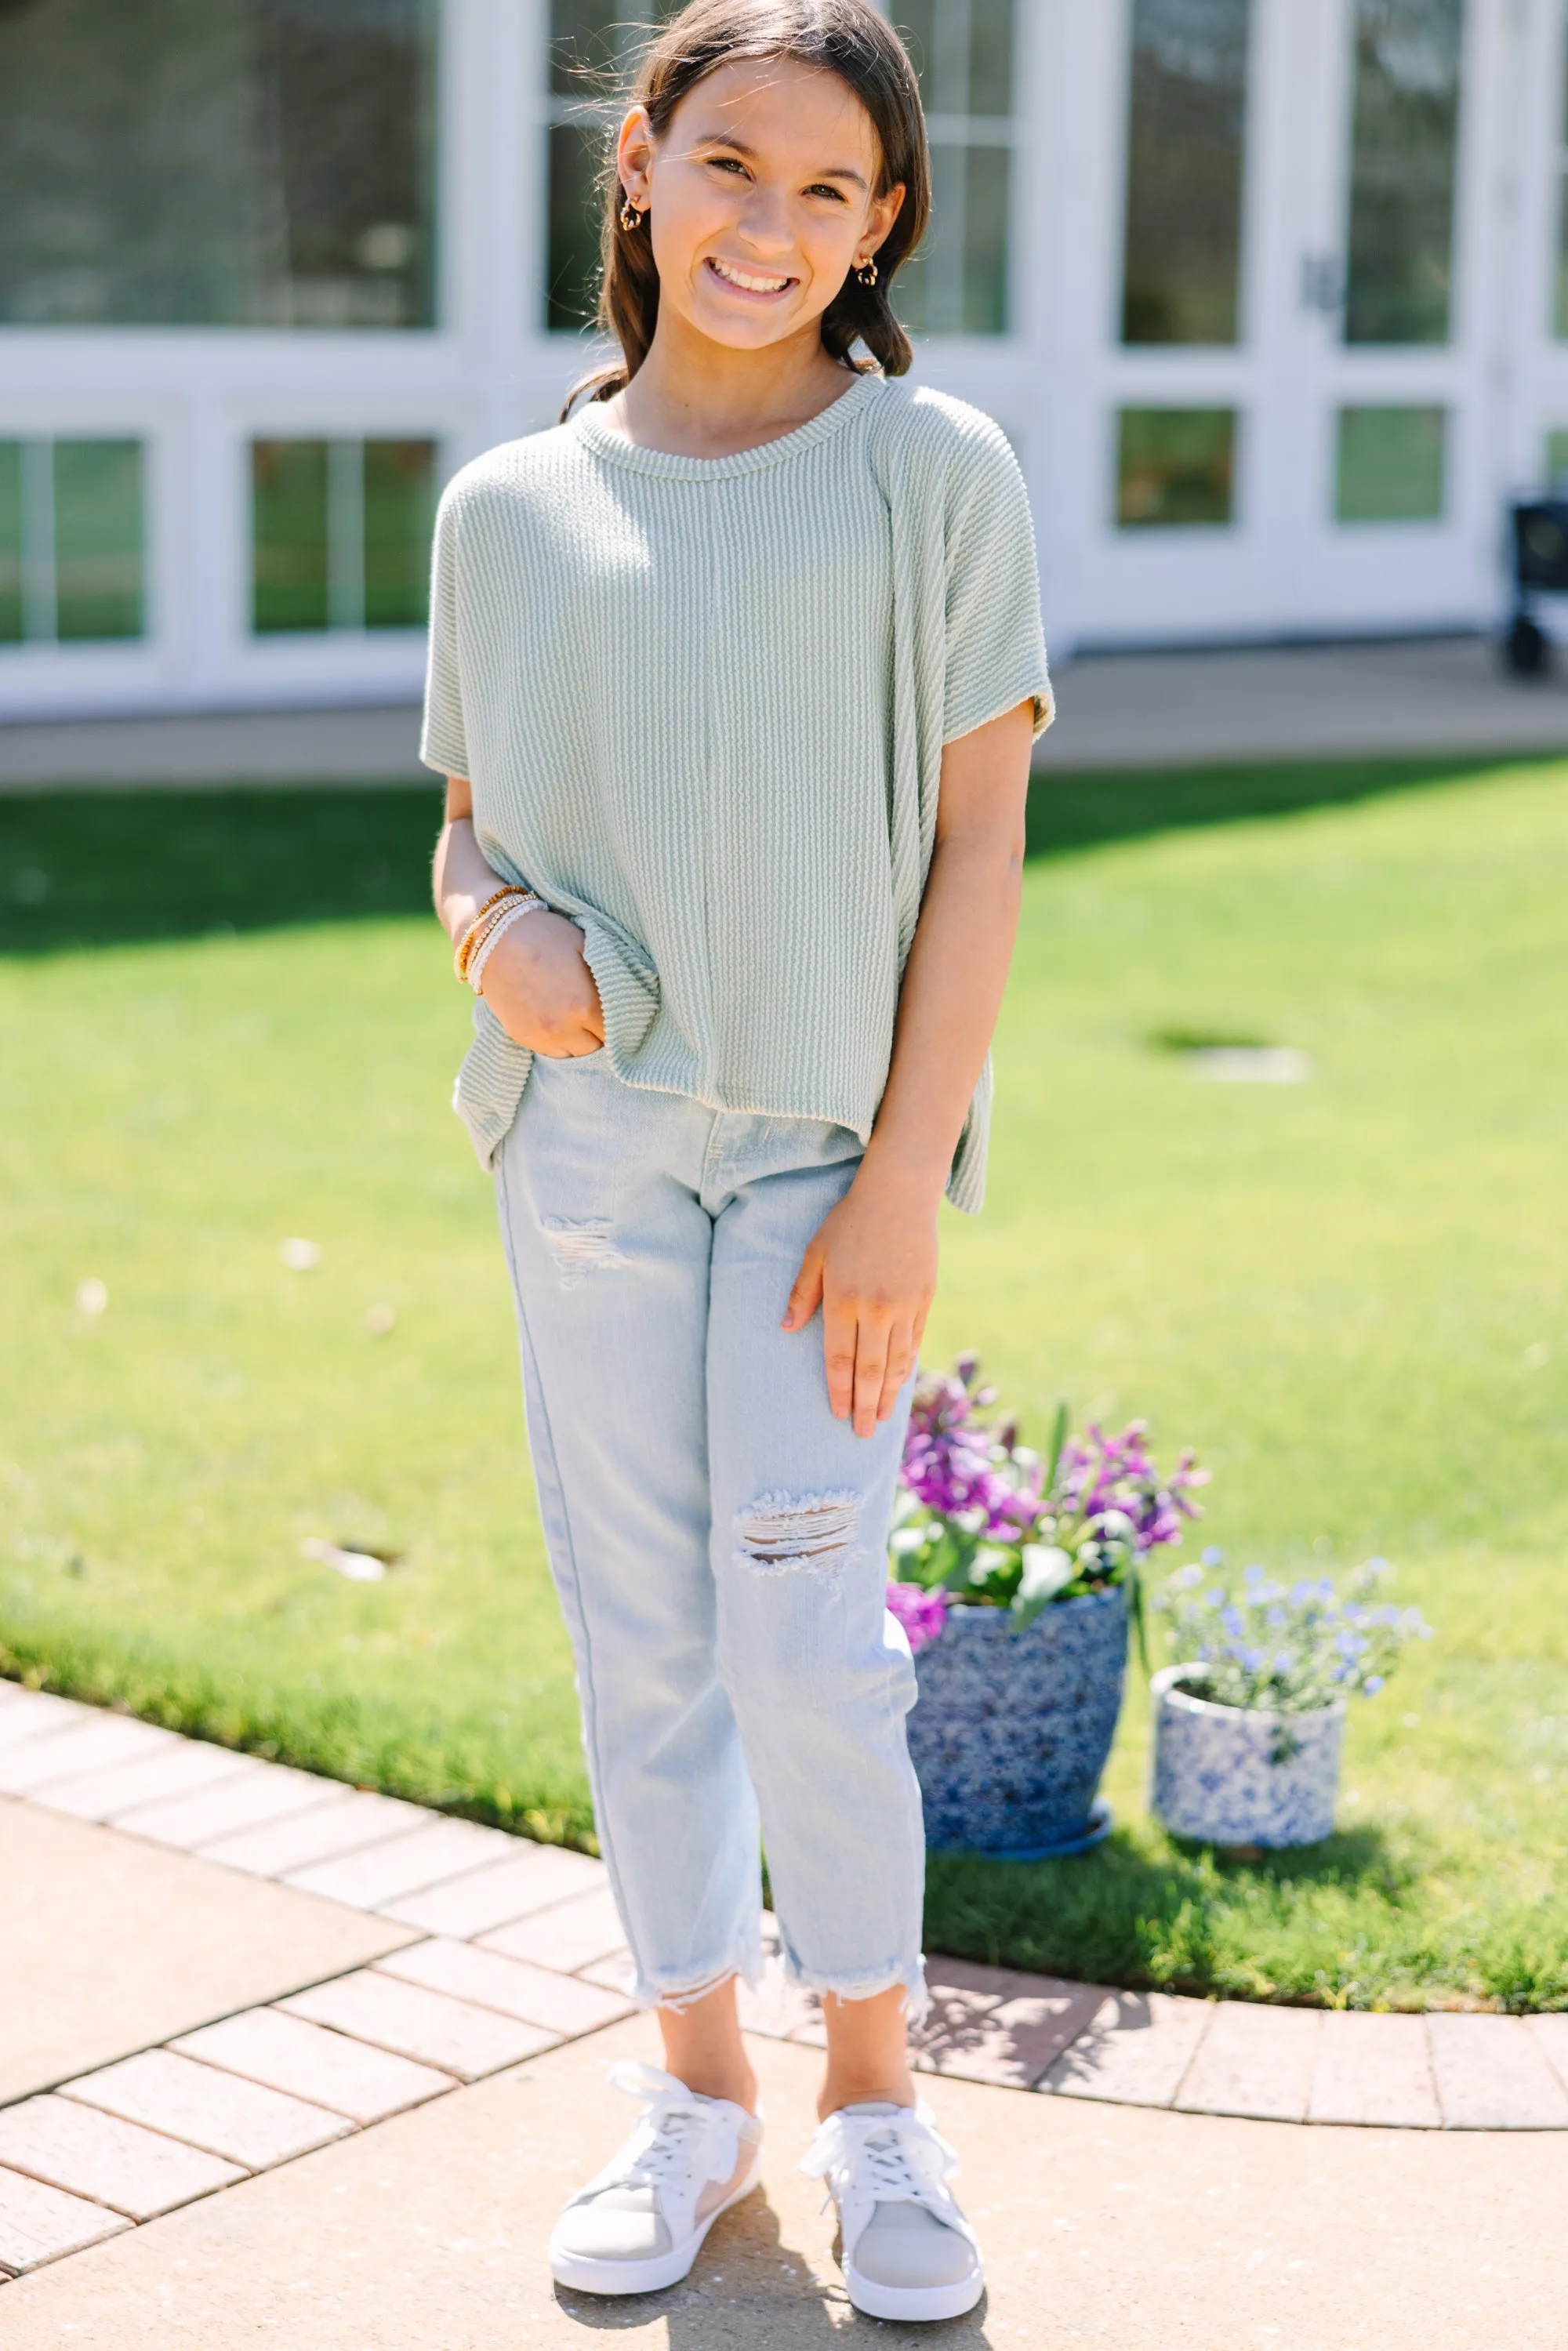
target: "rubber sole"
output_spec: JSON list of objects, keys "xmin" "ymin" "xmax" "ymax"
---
[
  {"xmin": 546, "ymin": 2153, "xmax": 763, "ymax": 2297},
  {"xmin": 844, "ymin": 2258, "xmax": 985, "ymax": 2322}
]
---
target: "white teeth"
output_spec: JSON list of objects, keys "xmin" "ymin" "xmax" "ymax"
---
[{"xmin": 709, "ymin": 257, "xmax": 790, "ymax": 294}]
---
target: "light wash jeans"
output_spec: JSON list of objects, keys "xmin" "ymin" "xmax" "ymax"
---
[{"xmin": 495, "ymin": 1050, "xmax": 927, "ymax": 2015}]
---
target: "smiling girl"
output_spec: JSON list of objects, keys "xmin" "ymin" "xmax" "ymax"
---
[{"xmin": 426, "ymin": 0, "xmax": 1049, "ymax": 2322}]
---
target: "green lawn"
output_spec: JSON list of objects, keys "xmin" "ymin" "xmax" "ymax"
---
[{"xmin": 2, "ymin": 760, "xmax": 1565, "ymax": 2009}]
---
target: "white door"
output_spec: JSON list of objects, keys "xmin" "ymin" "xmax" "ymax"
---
[{"xmin": 1045, "ymin": 0, "xmax": 1515, "ymax": 649}]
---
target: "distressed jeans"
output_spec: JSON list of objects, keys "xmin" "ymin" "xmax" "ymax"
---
[{"xmin": 495, "ymin": 1050, "xmax": 927, "ymax": 2015}]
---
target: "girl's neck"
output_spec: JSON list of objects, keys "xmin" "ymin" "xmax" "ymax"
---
[{"xmin": 609, "ymin": 310, "xmax": 861, "ymax": 460}]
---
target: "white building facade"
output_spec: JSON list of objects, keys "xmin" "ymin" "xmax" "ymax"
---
[{"xmin": 4, "ymin": 0, "xmax": 1568, "ymax": 720}]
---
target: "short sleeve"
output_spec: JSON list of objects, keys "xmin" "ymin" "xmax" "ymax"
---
[
  {"xmin": 419, "ymin": 481, "xmax": 470, "ymax": 779},
  {"xmin": 942, "ymin": 426, "xmax": 1053, "ymax": 747}
]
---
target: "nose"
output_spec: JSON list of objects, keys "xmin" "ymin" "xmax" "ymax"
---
[{"xmin": 735, "ymin": 183, "xmax": 795, "ymax": 259}]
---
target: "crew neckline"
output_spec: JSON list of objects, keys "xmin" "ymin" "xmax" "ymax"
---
[{"xmin": 572, "ymin": 368, "xmax": 884, "ymax": 480}]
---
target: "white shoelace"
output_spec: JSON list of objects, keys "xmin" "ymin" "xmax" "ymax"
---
[
  {"xmin": 799, "ymin": 2104, "xmax": 960, "ymax": 2215},
  {"xmin": 584, "ymin": 2062, "xmax": 741, "ymax": 2201}
]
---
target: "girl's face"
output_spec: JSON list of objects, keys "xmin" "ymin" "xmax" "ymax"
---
[{"xmin": 617, "ymin": 57, "xmax": 905, "ymax": 357}]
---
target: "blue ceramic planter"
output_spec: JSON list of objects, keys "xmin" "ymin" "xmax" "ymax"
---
[
  {"xmin": 906, "ymin": 1584, "xmax": 1128, "ymax": 1859},
  {"xmin": 1149, "ymin": 1665, "xmax": 1346, "ymax": 1847}
]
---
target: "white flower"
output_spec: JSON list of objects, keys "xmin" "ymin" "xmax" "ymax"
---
[
  {"xmin": 280, "ymin": 1237, "xmax": 321, "ymax": 1271},
  {"xmin": 75, "ymin": 1278, "xmax": 108, "ymax": 1318},
  {"xmin": 1018, "ymin": 1545, "xmax": 1075, "ymax": 1602},
  {"xmin": 968, "ymin": 1544, "xmax": 1014, "ymax": 1585}
]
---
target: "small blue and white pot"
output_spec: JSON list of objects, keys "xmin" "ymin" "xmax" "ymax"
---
[
  {"xmin": 1149, "ymin": 1664, "xmax": 1346, "ymax": 1848},
  {"xmin": 906, "ymin": 1584, "xmax": 1127, "ymax": 1860}
]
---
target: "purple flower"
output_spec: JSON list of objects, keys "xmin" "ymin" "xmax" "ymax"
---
[
  {"xmin": 886, "ymin": 1579, "xmax": 949, "ymax": 1655},
  {"xmin": 897, "ymin": 1357, "xmax": 1206, "ymax": 1609},
  {"xmin": 901, "ymin": 1370, "xmax": 1040, "ymax": 1538}
]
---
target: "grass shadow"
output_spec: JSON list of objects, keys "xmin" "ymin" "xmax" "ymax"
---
[
  {"xmin": 924, "ymin": 1820, "xmax": 1413, "ymax": 2005},
  {"xmin": 0, "ymin": 782, "xmax": 444, "ymax": 953},
  {"xmin": 2, "ymin": 753, "xmax": 1559, "ymax": 955},
  {"xmin": 1024, "ymin": 749, "xmax": 1558, "ymax": 862}
]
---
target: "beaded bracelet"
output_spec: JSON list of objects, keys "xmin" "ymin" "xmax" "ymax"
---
[
  {"xmin": 453, "ymin": 885, "xmax": 539, "ymax": 982},
  {"xmin": 468, "ymin": 894, "xmax": 546, "ymax": 994},
  {"xmin": 453, "ymin": 892, "xmax": 515, "ymax": 981}
]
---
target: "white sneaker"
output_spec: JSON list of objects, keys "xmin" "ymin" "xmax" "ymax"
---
[
  {"xmin": 547, "ymin": 2061, "xmax": 763, "ymax": 2296},
  {"xmin": 800, "ymin": 2100, "xmax": 984, "ymax": 2322}
]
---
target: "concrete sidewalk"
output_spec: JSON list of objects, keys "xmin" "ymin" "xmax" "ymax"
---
[
  {"xmin": 8, "ymin": 2020, "xmax": 1566, "ymax": 2349},
  {"xmin": 5, "ymin": 1681, "xmax": 1566, "ymax": 2342},
  {"xmin": 9, "ymin": 635, "xmax": 1568, "ymax": 789}
]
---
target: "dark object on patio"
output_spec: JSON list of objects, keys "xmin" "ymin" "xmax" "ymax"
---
[{"xmin": 1503, "ymin": 501, "xmax": 1568, "ymax": 676}]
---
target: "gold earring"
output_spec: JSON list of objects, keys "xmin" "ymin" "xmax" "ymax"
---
[
  {"xmin": 619, "ymin": 193, "xmax": 644, "ymax": 232},
  {"xmin": 855, "ymin": 256, "xmax": 879, "ymax": 288}
]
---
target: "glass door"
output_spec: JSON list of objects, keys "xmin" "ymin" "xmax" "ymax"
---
[
  {"xmin": 1068, "ymin": 0, "xmax": 1503, "ymax": 646},
  {"xmin": 1265, "ymin": 0, "xmax": 1493, "ymax": 633}
]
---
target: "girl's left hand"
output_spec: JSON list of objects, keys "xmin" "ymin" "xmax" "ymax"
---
[{"xmin": 782, "ymin": 1165, "xmax": 938, "ymax": 1439}]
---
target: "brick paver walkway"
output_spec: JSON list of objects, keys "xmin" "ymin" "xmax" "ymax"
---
[{"xmin": 4, "ymin": 1677, "xmax": 1566, "ymax": 2289}]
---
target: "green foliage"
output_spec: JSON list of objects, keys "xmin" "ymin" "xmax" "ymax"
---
[
  {"xmin": 3, "ymin": 756, "xmax": 1567, "ymax": 2001},
  {"xmin": 1152, "ymin": 1555, "xmax": 1432, "ymax": 1715}
]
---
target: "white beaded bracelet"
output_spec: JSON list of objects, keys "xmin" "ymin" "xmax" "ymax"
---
[{"xmin": 468, "ymin": 893, "xmax": 546, "ymax": 994}]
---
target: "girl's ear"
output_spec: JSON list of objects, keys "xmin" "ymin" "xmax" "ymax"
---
[
  {"xmin": 865, "ymin": 180, "xmax": 906, "ymax": 262},
  {"xmin": 617, "ymin": 105, "xmax": 657, "ymax": 211}
]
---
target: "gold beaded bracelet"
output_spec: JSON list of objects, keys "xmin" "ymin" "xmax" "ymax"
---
[{"xmin": 453, "ymin": 886, "xmax": 529, "ymax": 982}]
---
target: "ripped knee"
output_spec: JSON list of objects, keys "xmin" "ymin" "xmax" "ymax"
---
[
  {"xmin": 735, "ymin": 1489, "xmax": 860, "ymax": 1579},
  {"xmin": 540, "ymin": 1215, "xmax": 627, "ymax": 1289}
]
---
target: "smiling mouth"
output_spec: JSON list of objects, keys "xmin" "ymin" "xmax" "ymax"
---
[{"xmin": 705, "ymin": 256, "xmax": 796, "ymax": 296}]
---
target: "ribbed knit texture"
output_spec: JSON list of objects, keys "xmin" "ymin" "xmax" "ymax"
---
[{"xmin": 421, "ymin": 371, "xmax": 1051, "ymax": 1212}]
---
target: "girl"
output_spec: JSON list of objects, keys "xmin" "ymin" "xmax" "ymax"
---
[{"xmin": 427, "ymin": 0, "xmax": 1049, "ymax": 2323}]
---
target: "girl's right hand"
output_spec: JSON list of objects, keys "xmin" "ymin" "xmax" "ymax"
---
[{"xmin": 480, "ymin": 909, "xmax": 606, "ymax": 1057}]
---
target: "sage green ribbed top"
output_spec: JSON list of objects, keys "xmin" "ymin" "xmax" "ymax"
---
[{"xmin": 420, "ymin": 370, "xmax": 1051, "ymax": 1212}]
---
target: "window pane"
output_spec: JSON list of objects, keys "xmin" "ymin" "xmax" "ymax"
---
[
  {"xmin": 1335, "ymin": 405, "xmax": 1446, "ymax": 520},
  {"xmin": 891, "ymin": 2, "xmax": 1014, "ymax": 339},
  {"xmin": 0, "ymin": 0, "xmax": 438, "ymax": 329},
  {"xmin": 544, "ymin": 2, "xmax": 676, "ymax": 335},
  {"xmin": 549, "ymin": 0, "xmax": 648, "ymax": 96},
  {"xmin": 895, "ymin": 2, "xmax": 938, "ymax": 93},
  {"xmin": 968, "ymin": 0, "xmax": 1015, "ymax": 117},
  {"xmin": 1117, "ymin": 407, "xmax": 1236, "ymax": 527},
  {"xmin": 0, "ymin": 443, "xmax": 21, "ymax": 644},
  {"xmin": 546, "ymin": 121, "xmax": 604, "ymax": 333},
  {"xmin": 252, "ymin": 439, "xmax": 329, "ymax": 632},
  {"xmin": 962, "ymin": 145, "xmax": 1010, "ymax": 333},
  {"xmin": 53, "ymin": 441, "xmax": 143, "ymax": 641},
  {"xmin": 363, "ymin": 438, "xmax": 434, "ymax": 628},
  {"xmin": 1121, "ymin": 0, "xmax": 1251, "ymax": 346},
  {"xmin": 1344, "ymin": 0, "xmax": 1464, "ymax": 346}
]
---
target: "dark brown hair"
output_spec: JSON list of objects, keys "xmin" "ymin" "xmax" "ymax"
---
[{"xmin": 561, "ymin": 0, "xmax": 930, "ymax": 416}]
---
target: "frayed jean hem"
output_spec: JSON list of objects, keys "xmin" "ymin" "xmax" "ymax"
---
[
  {"xmin": 629, "ymin": 1939, "xmax": 767, "ymax": 2015},
  {"xmin": 782, "ymin": 1951, "xmax": 929, "ymax": 2030}
]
